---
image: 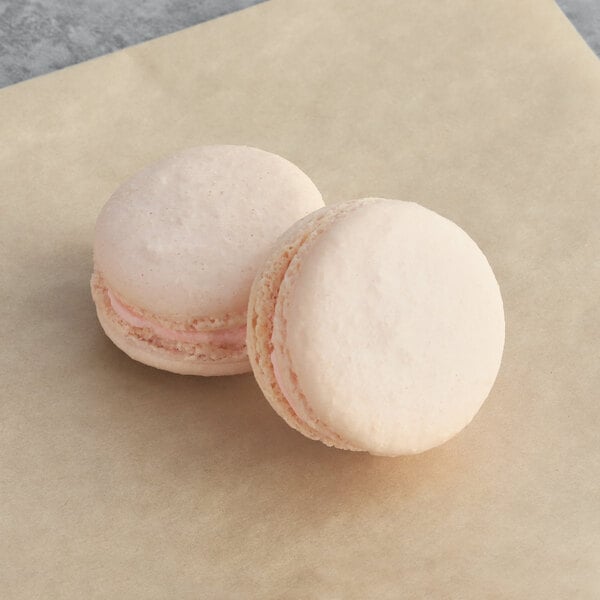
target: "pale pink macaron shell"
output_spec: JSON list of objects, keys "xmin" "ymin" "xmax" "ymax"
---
[
  {"xmin": 92, "ymin": 145, "xmax": 324, "ymax": 376},
  {"xmin": 247, "ymin": 199, "xmax": 505, "ymax": 455}
]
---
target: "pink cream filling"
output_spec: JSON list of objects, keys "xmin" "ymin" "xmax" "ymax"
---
[
  {"xmin": 270, "ymin": 349, "xmax": 315, "ymax": 428},
  {"xmin": 271, "ymin": 348, "xmax": 351, "ymax": 448},
  {"xmin": 107, "ymin": 289, "xmax": 246, "ymax": 347}
]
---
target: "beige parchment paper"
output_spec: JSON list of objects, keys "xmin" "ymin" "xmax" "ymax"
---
[{"xmin": 1, "ymin": 0, "xmax": 599, "ymax": 597}]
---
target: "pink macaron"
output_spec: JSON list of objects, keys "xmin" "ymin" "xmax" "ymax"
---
[
  {"xmin": 91, "ymin": 145, "xmax": 324, "ymax": 376},
  {"xmin": 247, "ymin": 199, "xmax": 505, "ymax": 455}
]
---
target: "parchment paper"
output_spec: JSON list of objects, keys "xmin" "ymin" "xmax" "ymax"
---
[{"xmin": 1, "ymin": 0, "xmax": 599, "ymax": 597}]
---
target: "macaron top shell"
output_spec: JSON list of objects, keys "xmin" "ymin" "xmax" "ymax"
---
[
  {"xmin": 94, "ymin": 145, "xmax": 323, "ymax": 325},
  {"xmin": 272, "ymin": 199, "xmax": 505, "ymax": 455}
]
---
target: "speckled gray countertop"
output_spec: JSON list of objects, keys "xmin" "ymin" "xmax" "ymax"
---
[{"xmin": 0, "ymin": 0, "xmax": 598, "ymax": 88}]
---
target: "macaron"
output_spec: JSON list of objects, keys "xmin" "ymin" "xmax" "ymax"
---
[
  {"xmin": 247, "ymin": 199, "xmax": 505, "ymax": 455},
  {"xmin": 91, "ymin": 145, "xmax": 324, "ymax": 376}
]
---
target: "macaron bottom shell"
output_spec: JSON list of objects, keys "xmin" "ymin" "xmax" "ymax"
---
[
  {"xmin": 247, "ymin": 201, "xmax": 372, "ymax": 450},
  {"xmin": 92, "ymin": 273, "xmax": 250, "ymax": 376}
]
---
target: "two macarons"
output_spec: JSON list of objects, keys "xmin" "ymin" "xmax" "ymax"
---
[{"xmin": 91, "ymin": 145, "xmax": 505, "ymax": 455}]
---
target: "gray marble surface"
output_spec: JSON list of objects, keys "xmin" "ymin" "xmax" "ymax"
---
[
  {"xmin": 0, "ymin": 0, "xmax": 266, "ymax": 88},
  {"xmin": 0, "ymin": 0, "xmax": 598, "ymax": 89},
  {"xmin": 557, "ymin": 0, "xmax": 600, "ymax": 56}
]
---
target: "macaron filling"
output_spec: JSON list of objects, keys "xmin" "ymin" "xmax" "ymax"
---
[
  {"xmin": 106, "ymin": 288, "xmax": 246, "ymax": 350},
  {"xmin": 270, "ymin": 349, "xmax": 313, "ymax": 426},
  {"xmin": 269, "ymin": 309, "xmax": 352, "ymax": 448}
]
